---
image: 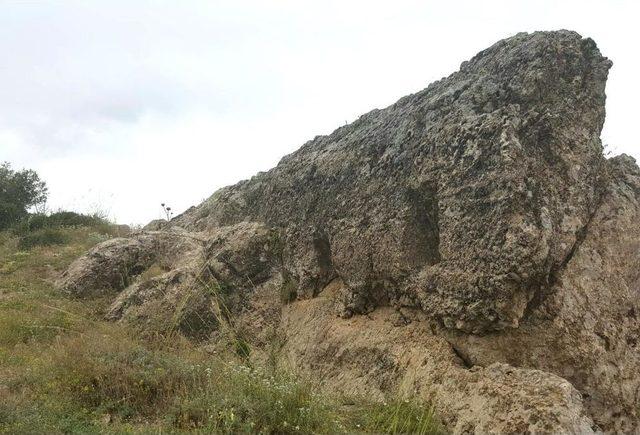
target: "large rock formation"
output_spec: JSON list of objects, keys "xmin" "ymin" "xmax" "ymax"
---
[{"xmin": 57, "ymin": 30, "xmax": 640, "ymax": 433}]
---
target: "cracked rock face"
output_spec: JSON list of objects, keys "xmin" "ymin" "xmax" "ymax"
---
[{"xmin": 57, "ymin": 30, "xmax": 640, "ymax": 433}]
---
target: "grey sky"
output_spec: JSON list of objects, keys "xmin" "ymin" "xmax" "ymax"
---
[{"xmin": 1, "ymin": 0, "xmax": 638, "ymax": 224}]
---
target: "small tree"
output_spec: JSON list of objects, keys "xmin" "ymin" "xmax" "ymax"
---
[{"xmin": 0, "ymin": 162, "xmax": 48, "ymax": 230}]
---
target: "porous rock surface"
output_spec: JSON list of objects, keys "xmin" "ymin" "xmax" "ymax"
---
[{"xmin": 57, "ymin": 30, "xmax": 639, "ymax": 433}]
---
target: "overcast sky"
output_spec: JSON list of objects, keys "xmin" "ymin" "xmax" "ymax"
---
[{"xmin": 1, "ymin": 1, "xmax": 638, "ymax": 224}]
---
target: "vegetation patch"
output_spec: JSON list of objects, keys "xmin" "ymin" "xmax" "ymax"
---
[
  {"xmin": 351, "ymin": 399, "xmax": 443, "ymax": 435},
  {"xmin": 26, "ymin": 211, "xmax": 107, "ymax": 230},
  {"xmin": 17, "ymin": 228, "xmax": 69, "ymax": 250},
  {"xmin": 280, "ymin": 273, "xmax": 298, "ymax": 305}
]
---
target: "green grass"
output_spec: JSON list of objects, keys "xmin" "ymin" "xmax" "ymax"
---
[
  {"xmin": 0, "ymin": 224, "xmax": 445, "ymax": 434},
  {"xmin": 16, "ymin": 228, "xmax": 70, "ymax": 249},
  {"xmin": 352, "ymin": 399, "xmax": 442, "ymax": 435}
]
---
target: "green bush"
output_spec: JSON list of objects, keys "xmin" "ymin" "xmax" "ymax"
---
[
  {"xmin": 17, "ymin": 228, "xmax": 69, "ymax": 250},
  {"xmin": 0, "ymin": 162, "xmax": 47, "ymax": 230},
  {"xmin": 11, "ymin": 211, "xmax": 113, "ymax": 239},
  {"xmin": 26, "ymin": 211, "xmax": 108, "ymax": 231}
]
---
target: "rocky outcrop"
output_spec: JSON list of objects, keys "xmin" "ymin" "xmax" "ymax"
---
[
  {"xmin": 57, "ymin": 30, "xmax": 639, "ymax": 433},
  {"xmin": 61, "ymin": 223, "xmax": 282, "ymax": 338},
  {"xmin": 58, "ymin": 235, "xmax": 158, "ymax": 297},
  {"xmin": 441, "ymin": 154, "xmax": 640, "ymax": 432},
  {"xmin": 279, "ymin": 280, "xmax": 596, "ymax": 434},
  {"xmin": 172, "ymin": 31, "xmax": 612, "ymax": 337}
]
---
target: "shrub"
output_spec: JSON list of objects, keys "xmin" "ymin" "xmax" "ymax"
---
[
  {"xmin": 24, "ymin": 211, "xmax": 109, "ymax": 232},
  {"xmin": 17, "ymin": 228, "xmax": 69, "ymax": 250},
  {"xmin": 11, "ymin": 211, "xmax": 115, "ymax": 241}
]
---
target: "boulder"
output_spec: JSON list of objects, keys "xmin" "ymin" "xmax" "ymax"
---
[
  {"xmin": 173, "ymin": 30, "xmax": 613, "ymax": 336},
  {"xmin": 57, "ymin": 235, "xmax": 157, "ymax": 297}
]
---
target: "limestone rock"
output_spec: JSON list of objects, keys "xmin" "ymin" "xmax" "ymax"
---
[
  {"xmin": 101, "ymin": 222, "xmax": 281, "ymax": 338},
  {"xmin": 442, "ymin": 153, "xmax": 640, "ymax": 431},
  {"xmin": 57, "ymin": 235, "xmax": 157, "ymax": 297},
  {"xmin": 279, "ymin": 282, "xmax": 595, "ymax": 434},
  {"xmin": 174, "ymin": 30, "xmax": 612, "ymax": 335}
]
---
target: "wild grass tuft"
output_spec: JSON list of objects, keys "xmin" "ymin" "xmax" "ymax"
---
[{"xmin": 353, "ymin": 399, "xmax": 444, "ymax": 435}]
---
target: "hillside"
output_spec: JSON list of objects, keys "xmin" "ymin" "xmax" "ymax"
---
[
  {"xmin": 0, "ymin": 223, "xmax": 444, "ymax": 433},
  {"xmin": 9, "ymin": 30, "xmax": 640, "ymax": 433}
]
